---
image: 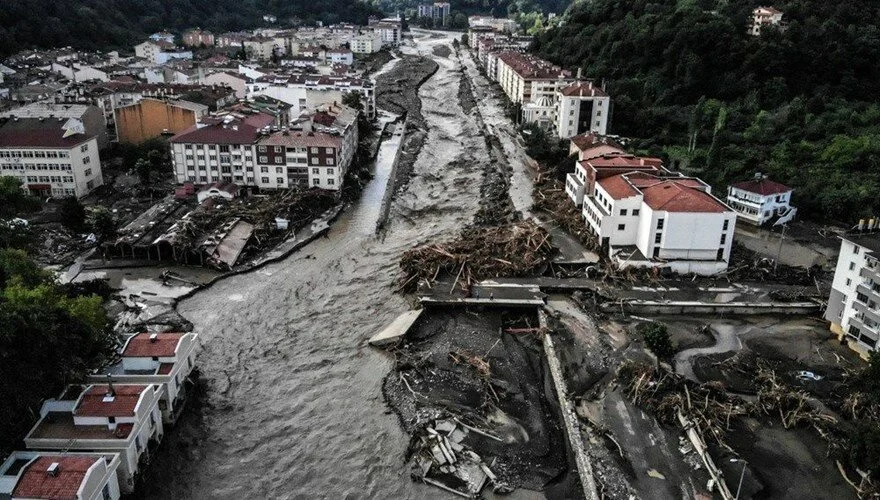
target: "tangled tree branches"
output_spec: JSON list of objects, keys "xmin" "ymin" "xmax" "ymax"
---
[
  {"xmin": 532, "ymin": 174, "xmax": 600, "ymax": 252},
  {"xmin": 398, "ymin": 221, "xmax": 554, "ymax": 292}
]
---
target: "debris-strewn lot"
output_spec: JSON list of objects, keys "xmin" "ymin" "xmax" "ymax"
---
[
  {"xmin": 375, "ymin": 56, "xmax": 439, "ymax": 195},
  {"xmin": 380, "ymin": 308, "xmax": 577, "ymax": 497},
  {"xmin": 398, "ymin": 221, "xmax": 553, "ymax": 292}
]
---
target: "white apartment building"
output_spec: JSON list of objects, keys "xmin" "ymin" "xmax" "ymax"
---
[
  {"xmin": 566, "ymin": 150, "xmax": 662, "ymax": 207},
  {"xmin": 373, "ymin": 22, "xmax": 402, "ymax": 46},
  {"xmin": 495, "ymin": 52, "xmax": 573, "ymax": 104},
  {"xmin": 248, "ymin": 75, "xmax": 376, "ymax": 118},
  {"xmin": 0, "ymin": 117, "xmax": 103, "ymax": 198},
  {"xmin": 24, "ymin": 384, "xmax": 164, "ymax": 494},
  {"xmin": 0, "ymin": 451, "xmax": 122, "ymax": 500},
  {"xmin": 750, "ymin": 6, "xmax": 784, "ymax": 36},
  {"xmin": 350, "ymin": 33, "xmax": 382, "ymax": 54},
  {"xmin": 555, "ymin": 81, "xmax": 610, "ymax": 138},
  {"xmin": 825, "ymin": 229, "xmax": 880, "ymax": 359},
  {"xmin": 726, "ymin": 175, "xmax": 796, "ymax": 226},
  {"xmin": 89, "ymin": 332, "xmax": 199, "ymax": 424},
  {"xmin": 582, "ymin": 172, "xmax": 737, "ymax": 275},
  {"xmin": 134, "ymin": 41, "xmax": 193, "ymax": 65}
]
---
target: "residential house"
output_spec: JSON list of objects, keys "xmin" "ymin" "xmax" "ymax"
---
[
  {"xmin": 581, "ymin": 172, "xmax": 736, "ymax": 275},
  {"xmin": 825, "ymin": 228, "xmax": 880, "ymax": 359},
  {"xmin": 566, "ymin": 151, "xmax": 663, "ymax": 207},
  {"xmin": 0, "ymin": 451, "xmax": 122, "ymax": 500},
  {"xmin": 202, "ymin": 71, "xmax": 248, "ymax": 99},
  {"xmin": 24, "ymin": 384, "xmax": 164, "ymax": 494},
  {"xmin": 0, "ymin": 117, "xmax": 103, "ymax": 198},
  {"xmin": 726, "ymin": 175, "xmax": 796, "ymax": 226},
  {"xmin": 88, "ymin": 332, "xmax": 199, "ymax": 424},
  {"xmin": 750, "ymin": 7, "xmax": 784, "ymax": 36}
]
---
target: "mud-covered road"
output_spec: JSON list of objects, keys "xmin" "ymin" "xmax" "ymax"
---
[{"xmin": 139, "ymin": 32, "xmax": 506, "ymax": 499}]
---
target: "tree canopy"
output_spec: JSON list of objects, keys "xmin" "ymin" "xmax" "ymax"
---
[{"xmin": 532, "ymin": 0, "xmax": 880, "ymax": 223}]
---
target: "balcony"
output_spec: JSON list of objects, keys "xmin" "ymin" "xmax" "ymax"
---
[{"xmin": 852, "ymin": 298, "xmax": 880, "ymax": 325}]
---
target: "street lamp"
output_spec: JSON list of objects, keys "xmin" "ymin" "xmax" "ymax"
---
[{"xmin": 730, "ymin": 457, "xmax": 748, "ymax": 499}]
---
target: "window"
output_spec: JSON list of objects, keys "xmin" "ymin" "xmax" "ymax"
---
[
  {"xmin": 633, "ymin": 209, "xmax": 640, "ymax": 216},
  {"xmin": 850, "ymin": 262, "xmax": 857, "ymax": 271},
  {"xmin": 857, "ymin": 292, "xmax": 869, "ymax": 303},
  {"xmin": 277, "ymin": 177, "xmax": 284, "ymax": 184},
  {"xmin": 312, "ymin": 168, "xmax": 320, "ymax": 174},
  {"xmin": 313, "ymin": 179, "xmax": 320, "ymax": 185},
  {"xmin": 849, "ymin": 324, "xmax": 861, "ymax": 337},
  {"xmin": 657, "ymin": 218, "xmax": 665, "ymax": 229},
  {"xmin": 327, "ymin": 168, "xmax": 334, "ymax": 175},
  {"xmin": 274, "ymin": 146, "xmax": 282, "ymax": 153},
  {"xmin": 720, "ymin": 234, "xmax": 727, "ymax": 244},
  {"xmin": 617, "ymin": 224, "xmax": 625, "ymax": 231},
  {"xmin": 82, "ymin": 156, "xmax": 90, "ymax": 164},
  {"xmin": 328, "ymin": 178, "xmax": 335, "ymax": 185},
  {"xmin": 846, "ymin": 278, "xmax": 852, "ymax": 287},
  {"xmin": 326, "ymin": 157, "xmax": 334, "ymax": 165},
  {"xmin": 259, "ymin": 156, "xmax": 268, "ymax": 163},
  {"xmin": 723, "ymin": 219, "xmax": 729, "ymax": 231},
  {"xmin": 620, "ymin": 209, "xmax": 628, "ymax": 216},
  {"xmin": 84, "ymin": 168, "xmax": 92, "ymax": 176},
  {"xmin": 260, "ymin": 167, "xmax": 269, "ymax": 173},
  {"xmin": 219, "ymin": 145, "xmax": 230, "ymax": 153},
  {"xmin": 855, "ymin": 245, "xmax": 860, "ymax": 255},
  {"xmin": 275, "ymin": 157, "xmax": 283, "ymax": 164},
  {"xmin": 86, "ymin": 180, "xmax": 94, "ymax": 190},
  {"xmin": 261, "ymin": 177, "xmax": 269, "ymax": 183},
  {"xmin": 654, "ymin": 233, "xmax": 662, "ymax": 244},
  {"xmin": 80, "ymin": 144, "xmax": 89, "ymax": 153},
  {"xmin": 258, "ymin": 146, "xmax": 267, "ymax": 152}
]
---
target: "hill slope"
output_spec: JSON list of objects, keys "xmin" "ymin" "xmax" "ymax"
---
[
  {"xmin": 0, "ymin": 0, "xmax": 381, "ymax": 57},
  {"xmin": 533, "ymin": 0, "xmax": 880, "ymax": 222}
]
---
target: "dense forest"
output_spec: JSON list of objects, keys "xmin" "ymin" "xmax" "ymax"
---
[
  {"xmin": 533, "ymin": 0, "xmax": 880, "ymax": 223},
  {"xmin": 0, "ymin": 0, "xmax": 381, "ymax": 58}
]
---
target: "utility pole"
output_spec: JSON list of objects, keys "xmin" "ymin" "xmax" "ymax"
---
[{"xmin": 774, "ymin": 223, "xmax": 787, "ymax": 273}]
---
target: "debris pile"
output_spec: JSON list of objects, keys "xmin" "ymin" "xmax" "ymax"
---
[
  {"xmin": 410, "ymin": 419, "xmax": 511, "ymax": 498},
  {"xmin": 723, "ymin": 243, "xmax": 828, "ymax": 286},
  {"xmin": 532, "ymin": 174, "xmax": 600, "ymax": 251},
  {"xmin": 398, "ymin": 221, "xmax": 553, "ymax": 292}
]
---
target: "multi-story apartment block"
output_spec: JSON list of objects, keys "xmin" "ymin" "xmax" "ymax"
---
[
  {"xmin": 373, "ymin": 22, "xmax": 402, "ymax": 46},
  {"xmin": 182, "ymin": 29, "xmax": 215, "ymax": 47},
  {"xmin": 350, "ymin": 33, "xmax": 383, "ymax": 54},
  {"xmin": 134, "ymin": 41, "xmax": 193, "ymax": 65},
  {"xmin": 566, "ymin": 151, "xmax": 664, "ymax": 207},
  {"xmin": 726, "ymin": 175, "xmax": 796, "ymax": 226},
  {"xmin": 825, "ymin": 229, "xmax": 880, "ymax": 359},
  {"xmin": 89, "ymin": 332, "xmax": 199, "ymax": 424},
  {"xmin": 0, "ymin": 451, "xmax": 123, "ymax": 500},
  {"xmin": 581, "ymin": 172, "xmax": 736, "ymax": 275},
  {"xmin": 0, "ymin": 117, "xmax": 103, "ymax": 198},
  {"xmin": 248, "ymin": 75, "xmax": 375, "ymax": 118},
  {"xmin": 170, "ymin": 103, "xmax": 357, "ymax": 191},
  {"xmin": 750, "ymin": 6, "xmax": 784, "ymax": 36},
  {"xmin": 24, "ymin": 384, "xmax": 164, "ymax": 494},
  {"xmin": 418, "ymin": 2, "xmax": 451, "ymax": 25},
  {"xmin": 0, "ymin": 101, "xmax": 108, "ymax": 149},
  {"xmin": 495, "ymin": 52, "xmax": 572, "ymax": 104}
]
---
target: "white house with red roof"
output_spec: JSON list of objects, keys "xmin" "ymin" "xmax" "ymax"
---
[
  {"xmin": 565, "ymin": 150, "xmax": 665, "ymax": 208},
  {"xmin": 726, "ymin": 174, "xmax": 796, "ymax": 226},
  {"xmin": 24, "ymin": 384, "xmax": 163, "ymax": 493},
  {"xmin": 582, "ymin": 172, "xmax": 737, "ymax": 275},
  {"xmin": 89, "ymin": 332, "xmax": 199, "ymax": 424},
  {"xmin": 0, "ymin": 451, "xmax": 122, "ymax": 500},
  {"xmin": 555, "ymin": 80, "xmax": 610, "ymax": 138},
  {"xmin": 751, "ymin": 6, "xmax": 784, "ymax": 36}
]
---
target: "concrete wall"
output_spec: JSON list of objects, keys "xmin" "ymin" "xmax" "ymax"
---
[{"xmin": 115, "ymin": 99, "xmax": 200, "ymax": 144}]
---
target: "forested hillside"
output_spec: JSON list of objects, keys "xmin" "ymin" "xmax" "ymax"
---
[
  {"xmin": 0, "ymin": 0, "xmax": 380, "ymax": 58},
  {"xmin": 533, "ymin": 0, "xmax": 880, "ymax": 223}
]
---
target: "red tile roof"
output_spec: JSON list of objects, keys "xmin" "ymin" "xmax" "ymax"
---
[
  {"xmin": 170, "ymin": 120, "xmax": 259, "ymax": 145},
  {"xmin": 497, "ymin": 51, "xmax": 572, "ymax": 80},
  {"xmin": 598, "ymin": 174, "xmax": 640, "ymax": 199},
  {"xmin": 258, "ymin": 130, "xmax": 341, "ymax": 149},
  {"xmin": 12, "ymin": 456, "xmax": 98, "ymax": 500},
  {"xmin": 74, "ymin": 385, "xmax": 147, "ymax": 417},
  {"xmin": 570, "ymin": 132, "xmax": 622, "ymax": 152},
  {"xmin": 123, "ymin": 332, "xmax": 184, "ymax": 357},
  {"xmin": 730, "ymin": 178, "xmax": 791, "ymax": 196},
  {"xmin": 0, "ymin": 118, "xmax": 94, "ymax": 148},
  {"xmin": 560, "ymin": 81, "xmax": 607, "ymax": 97}
]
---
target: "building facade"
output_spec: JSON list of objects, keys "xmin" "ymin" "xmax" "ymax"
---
[
  {"xmin": 726, "ymin": 176, "xmax": 796, "ymax": 226},
  {"xmin": 114, "ymin": 98, "xmax": 208, "ymax": 145},
  {"xmin": 0, "ymin": 117, "xmax": 103, "ymax": 198},
  {"xmin": 825, "ymin": 230, "xmax": 880, "ymax": 359},
  {"xmin": 0, "ymin": 451, "xmax": 123, "ymax": 500},
  {"xmin": 751, "ymin": 7, "xmax": 784, "ymax": 36}
]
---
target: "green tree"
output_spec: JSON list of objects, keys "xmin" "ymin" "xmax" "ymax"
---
[
  {"xmin": 342, "ymin": 91, "xmax": 364, "ymax": 112},
  {"xmin": 638, "ymin": 322, "xmax": 674, "ymax": 359},
  {"xmin": 88, "ymin": 207, "xmax": 117, "ymax": 242},
  {"xmin": 58, "ymin": 196, "xmax": 87, "ymax": 233},
  {"xmin": 0, "ymin": 177, "xmax": 40, "ymax": 219}
]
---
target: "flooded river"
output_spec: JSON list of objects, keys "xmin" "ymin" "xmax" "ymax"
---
[{"xmin": 141, "ymin": 32, "xmax": 494, "ymax": 499}]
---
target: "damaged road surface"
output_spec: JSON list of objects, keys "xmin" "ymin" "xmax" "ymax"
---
[{"xmin": 381, "ymin": 307, "xmax": 580, "ymax": 498}]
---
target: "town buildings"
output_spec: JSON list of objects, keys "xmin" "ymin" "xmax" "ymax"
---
[
  {"xmin": 169, "ymin": 102, "xmax": 357, "ymax": 191},
  {"xmin": 183, "ymin": 29, "xmax": 215, "ymax": 47},
  {"xmin": 88, "ymin": 332, "xmax": 199, "ymax": 424},
  {"xmin": 0, "ymin": 116, "xmax": 104, "ymax": 198},
  {"xmin": 418, "ymin": 2, "xmax": 452, "ymax": 25},
  {"xmin": 726, "ymin": 175, "xmax": 796, "ymax": 226},
  {"xmin": 0, "ymin": 101, "xmax": 108, "ymax": 149},
  {"xmin": 750, "ymin": 6, "xmax": 784, "ymax": 36},
  {"xmin": 0, "ymin": 451, "xmax": 123, "ymax": 500},
  {"xmin": 350, "ymin": 33, "xmax": 383, "ymax": 54},
  {"xmin": 825, "ymin": 228, "xmax": 880, "ymax": 359},
  {"xmin": 582, "ymin": 172, "xmax": 737, "ymax": 275},
  {"xmin": 24, "ymin": 384, "xmax": 164, "ymax": 493},
  {"xmin": 134, "ymin": 41, "xmax": 193, "ymax": 65},
  {"xmin": 114, "ymin": 98, "xmax": 209, "ymax": 144},
  {"xmin": 248, "ymin": 74, "xmax": 375, "ymax": 118}
]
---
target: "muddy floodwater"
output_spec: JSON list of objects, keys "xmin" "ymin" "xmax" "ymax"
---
[{"xmin": 139, "ymin": 32, "xmax": 502, "ymax": 499}]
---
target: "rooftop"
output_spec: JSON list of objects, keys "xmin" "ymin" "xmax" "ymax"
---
[
  {"xmin": 600, "ymin": 172, "xmax": 729, "ymax": 213},
  {"xmin": 29, "ymin": 412, "xmax": 133, "ymax": 440},
  {"xmin": 12, "ymin": 455, "xmax": 99, "ymax": 500},
  {"xmin": 170, "ymin": 119, "xmax": 259, "ymax": 145},
  {"xmin": 842, "ymin": 232, "xmax": 880, "ymax": 256},
  {"xmin": 0, "ymin": 117, "xmax": 94, "ymax": 148},
  {"xmin": 560, "ymin": 80, "xmax": 607, "ymax": 98},
  {"xmin": 730, "ymin": 178, "xmax": 792, "ymax": 196},
  {"xmin": 122, "ymin": 332, "xmax": 184, "ymax": 358},
  {"xmin": 74, "ymin": 385, "xmax": 147, "ymax": 418},
  {"xmin": 496, "ymin": 51, "xmax": 572, "ymax": 80},
  {"xmin": 258, "ymin": 130, "xmax": 341, "ymax": 149}
]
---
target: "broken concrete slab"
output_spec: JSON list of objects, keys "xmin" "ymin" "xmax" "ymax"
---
[{"xmin": 369, "ymin": 309, "xmax": 424, "ymax": 347}]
